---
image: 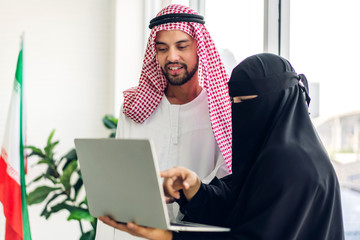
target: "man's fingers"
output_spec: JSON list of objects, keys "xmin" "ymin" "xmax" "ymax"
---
[
  {"xmin": 127, "ymin": 222, "xmax": 145, "ymax": 234},
  {"xmin": 99, "ymin": 217, "xmax": 145, "ymax": 237},
  {"xmin": 98, "ymin": 216, "xmax": 112, "ymax": 225},
  {"xmin": 99, "ymin": 216, "xmax": 128, "ymax": 232},
  {"xmin": 126, "ymin": 222, "xmax": 172, "ymax": 240}
]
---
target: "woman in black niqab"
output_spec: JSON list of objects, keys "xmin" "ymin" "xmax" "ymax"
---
[{"xmin": 173, "ymin": 53, "xmax": 344, "ymax": 239}]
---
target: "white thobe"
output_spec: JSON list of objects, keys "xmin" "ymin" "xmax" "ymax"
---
[{"xmin": 95, "ymin": 89, "xmax": 229, "ymax": 240}]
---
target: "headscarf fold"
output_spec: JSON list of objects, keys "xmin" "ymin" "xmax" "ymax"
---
[{"xmin": 122, "ymin": 4, "xmax": 232, "ymax": 171}]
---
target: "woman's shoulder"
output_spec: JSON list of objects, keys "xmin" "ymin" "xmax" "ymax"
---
[{"xmin": 256, "ymin": 143, "xmax": 334, "ymax": 186}]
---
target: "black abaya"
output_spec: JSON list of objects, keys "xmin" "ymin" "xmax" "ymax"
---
[{"xmin": 173, "ymin": 53, "xmax": 344, "ymax": 240}]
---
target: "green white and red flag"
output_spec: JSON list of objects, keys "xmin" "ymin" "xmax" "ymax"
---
[{"xmin": 0, "ymin": 36, "xmax": 32, "ymax": 240}]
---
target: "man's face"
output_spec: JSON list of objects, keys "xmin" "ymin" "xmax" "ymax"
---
[{"xmin": 155, "ymin": 30, "xmax": 198, "ymax": 86}]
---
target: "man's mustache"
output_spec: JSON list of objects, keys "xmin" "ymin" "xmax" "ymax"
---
[{"xmin": 165, "ymin": 62, "xmax": 187, "ymax": 69}]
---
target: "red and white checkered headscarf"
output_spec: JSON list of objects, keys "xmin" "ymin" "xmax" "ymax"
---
[{"xmin": 122, "ymin": 4, "xmax": 232, "ymax": 172}]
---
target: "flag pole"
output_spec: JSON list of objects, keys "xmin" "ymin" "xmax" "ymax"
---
[
  {"xmin": 19, "ymin": 32, "xmax": 32, "ymax": 240},
  {"xmin": 15, "ymin": 32, "xmax": 31, "ymax": 240}
]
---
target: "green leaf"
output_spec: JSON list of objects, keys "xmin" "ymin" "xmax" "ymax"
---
[
  {"xmin": 48, "ymin": 203, "xmax": 92, "ymax": 222},
  {"xmin": 47, "ymin": 129, "xmax": 56, "ymax": 146},
  {"xmin": 91, "ymin": 218, "xmax": 98, "ymax": 230},
  {"xmin": 28, "ymin": 173, "xmax": 59, "ymax": 187},
  {"xmin": 61, "ymin": 148, "xmax": 77, "ymax": 161},
  {"xmin": 41, "ymin": 192, "xmax": 67, "ymax": 219},
  {"xmin": 44, "ymin": 192, "xmax": 66, "ymax": 209},
  {"xmin": 79, "ymin": 196, "xmax": 89, "ymax": 208},
  {"xmin": 73, "ymin": 177, "xmax": 83, "ymax": 201},
  {"xmin": 37, "ymin": 158, "xmax": 55, "ymax": 166},
  {"xmin": 43, "ymin": 129, "xmax": 59, "ymax": 160},
  {"xmin": 61, "ymin": 158, "xmax": 76, "ymax": 172},
  {"xmin": 27, "ymin": 186, "xmax": 61, "ymax": 205},
  {"xmin": 60, "ymin": 160, "xmax": 78, "ymax": 194},
  {"xmin": 50, "ymin": 202, "xmax": 78, "ymax": 214},
  {"xmin": 44, "ymin": 140, "xmax": 59, "ymax": 159},
  {"xmin": 24, "ymin": 146, "xmax": 46, "ymax": 158},
  {"xmin": 67, "ymin": 209, "xmax": 94, "ymax": 222},
  {"xmin": 46, "ymin": 165, "xmax": 60, "ymax": 178},
  {"xmin": 40, "ymin": 206, "xmax": 51, "ymax": 219},
  {"xmin": 102, "ymin": 115, "xmax": 118, "ymax": 129},
  {"xmin": 24, "ymin": 145, "xmax": 43, "ymax": 153},
  {"xmin": 27, "ymin": 151, "xmax": 47, "ymax": 158},
  {"xmin": 61, "ymin": 151, "xmax": 78, "ymax": 172},
  {"xmin": 46, "ymin": 202, "xmax": 81, "ymax": 219},
  {"xmin": 60, "ymin": 149, "xmax": 78, "ymax": 169},
  {"xmin": 80, "ymin": 230, "xmax": 95, "ymax": 240},
  {"xmin": 43, "ymin": 173, "xmax": 59, "ymax": 184}
]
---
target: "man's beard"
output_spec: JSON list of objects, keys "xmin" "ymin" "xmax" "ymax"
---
[{"xmin": 162, "ymin": 62, "xmax": 198, "ymax": 86}]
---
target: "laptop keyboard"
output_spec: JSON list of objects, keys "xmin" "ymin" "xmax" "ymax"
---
[{"xmin": 171, "ymin": 220, "xmax": 215, "ymax": 228}]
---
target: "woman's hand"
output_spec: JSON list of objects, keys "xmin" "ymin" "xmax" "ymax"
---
[
  {"xmin": 98, "ymin": 216, "xmax": 173, "ymax": 240},
  {"xmin": 161, "ymin": 166, "xmax": 201, "ymax": 201}
]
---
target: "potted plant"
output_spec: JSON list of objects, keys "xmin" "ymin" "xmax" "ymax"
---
[{"xmin": 25, "ymin": 115, "xmax": 118, "ymax": 240}]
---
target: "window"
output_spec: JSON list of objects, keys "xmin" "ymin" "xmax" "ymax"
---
[
  {"xmin": 205, "ymin": 0, "xmax": 264, "ymax": 75},
  {"xmin": 290, "ymin": 0, "xmax": 360, "ymax": 238}
]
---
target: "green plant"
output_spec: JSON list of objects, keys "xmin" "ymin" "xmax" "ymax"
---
[
  {"xmin": 26, "ymin": 130, "xmax": 96, "ymax": 239},
  {"xmin": 25, "ymin": 115, "xmax": 118, "ymax": 240},
  {"xmin": 103, "ymin": 114, "xmax": 118, "ymax": 138}
]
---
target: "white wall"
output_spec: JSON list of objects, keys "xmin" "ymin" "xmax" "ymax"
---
[
  {"xmin": 0, "ymin": 0, "xmax": 116, "ymax": 239},
  {"xmin": 113, "ymin": 0, "xmax": 145, "ymax": 116},
  {"xmin": 113, "ymin": 0, "xmax": 172, "ymax": 117}
]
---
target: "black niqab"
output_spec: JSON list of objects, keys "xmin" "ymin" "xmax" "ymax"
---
[
  {"xmin": 229, "ymin": 53, "xmax": 309, "ymax": 197},
  {"xmin": 174, "ymin": 53, "xmax": 344, "ymax": 240}
]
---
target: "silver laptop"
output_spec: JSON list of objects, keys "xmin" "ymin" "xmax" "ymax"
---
[{"xmin": 74, "ymin": 138, "xmax": 230, "ymax": 232}]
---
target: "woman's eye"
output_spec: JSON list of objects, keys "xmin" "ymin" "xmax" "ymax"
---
[{"xmin": 231, "ymin": 95, "xmax": 258, "ymax": 103}]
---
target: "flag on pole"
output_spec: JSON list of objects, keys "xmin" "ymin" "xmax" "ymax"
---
[{"xmin": 0, "ymin": 35, "xmax": 32, "ymax": 240}]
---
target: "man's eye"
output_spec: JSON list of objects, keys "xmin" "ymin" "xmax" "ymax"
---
[
  {"xmin": 178, "ymin": 45, "xmax": 188, "ymax": 50},
  {"xmin": 157, "ymin": 48, "xmax": 167, "ymax": 52}
]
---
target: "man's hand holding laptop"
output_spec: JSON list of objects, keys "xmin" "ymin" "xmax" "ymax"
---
[
  {"xmin": 98, "ymin": 217, "xmax": 172, "ymax": 240},
  {"xmin": 99, "ymin": 167, "xmax": 202, "ymax": 240}
]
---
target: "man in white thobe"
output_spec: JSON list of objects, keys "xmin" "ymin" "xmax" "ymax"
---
[{"xmin": 96, "ymin": 4, "xmax": 232, "ymax": 240}]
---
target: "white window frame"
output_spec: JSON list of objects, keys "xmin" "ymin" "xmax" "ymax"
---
[{"xmin": 263, "ymin": 0, "xmax": 290, "ymax": 58}]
